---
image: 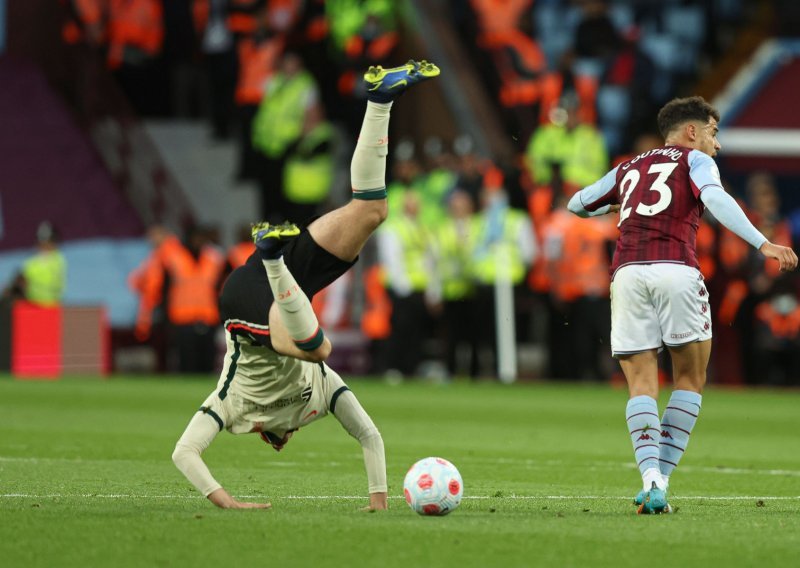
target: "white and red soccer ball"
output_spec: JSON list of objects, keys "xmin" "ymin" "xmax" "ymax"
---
[{"xmin": 403, "ymin": 457, "xmax": 463, "ymax": 516}]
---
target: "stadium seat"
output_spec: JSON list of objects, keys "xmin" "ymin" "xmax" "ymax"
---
[{"xmin": 664, "ymin": 5, "xmax": 706, "ymax": 47}]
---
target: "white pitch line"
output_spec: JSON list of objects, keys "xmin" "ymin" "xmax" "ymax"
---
[
  {"xmin": 1, "ymin": 493, "xmax": 798, "ymax": 501},
  {"xmin": 3, "ymin": 456, "xmax": 800, "ymax": 478}
]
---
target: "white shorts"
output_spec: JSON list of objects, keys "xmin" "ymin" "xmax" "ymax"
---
[
  {"xmin": 610, "ymin": 263, "xmax": 712, "ymax": 357},
  {"xmin": 200, "ymin": 364, "xmax": 349, "ymax": 437}
]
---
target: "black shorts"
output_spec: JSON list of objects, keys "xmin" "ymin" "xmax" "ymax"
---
[{"xmin": 219, "ymin": 230, "xmax": 355, "ymax": 345}]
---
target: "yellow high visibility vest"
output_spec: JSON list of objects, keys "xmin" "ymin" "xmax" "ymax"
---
[
  {"xmin": 283, "ymin": 122, "xmax": 334, "ymax": 204},
  {"xmin": 472, "ymin": 209, "xmax": 527, "ymax": 285},
  {"xmin": 252, "ymin": 71, "xmax": 316, "ymax": 158},
  {"xmin": 22, "ymin": 250, "xmax": 66, "ymax": 306}
]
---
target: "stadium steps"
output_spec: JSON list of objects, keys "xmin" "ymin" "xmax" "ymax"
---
[
  {"xmin": 144, "ymin": 120, "xmax": 260, "ymax": 247},
  {"xmin": 404, "ymin": 0, "xmax": 518, "ymax": 163}
]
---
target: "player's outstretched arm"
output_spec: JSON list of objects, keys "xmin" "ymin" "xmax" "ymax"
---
[
  {"xmin": 700, "ymin": 186, "xmax": 798, "ymax": 271},
  {"xmin": 567, "ymin": 167, "xmax": 620, "ymax": 218},
  {"xmin": 173, "ymin": 412, "xmax": 271, "ymax": 510},
  {"xmin": 331, "ymin": 389, "xmax": 388, "ymax": 511},
  {"xmin": 759, "ymin": 241, "xmax": 799, "ymax": 272}
]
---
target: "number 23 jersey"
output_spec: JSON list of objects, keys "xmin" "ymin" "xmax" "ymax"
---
[{"xmin": 578, "ymin": 145, "xmax": 724, "ymax": 278}]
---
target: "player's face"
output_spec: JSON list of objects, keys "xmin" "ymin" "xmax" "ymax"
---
[{"xmin": 697, "ymin": 118, "xmax": 721, "ymax": 157}]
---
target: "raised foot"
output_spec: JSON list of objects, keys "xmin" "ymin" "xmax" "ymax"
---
[
  {"xmin": 251, "ymin": 221, "xmax": 301, "ymax": 259},
  {"xmin": 364, "ymin": 59, "xmax": 440, "ymax": 103}
]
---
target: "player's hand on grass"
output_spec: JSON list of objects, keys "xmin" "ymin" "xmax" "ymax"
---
[
  {"xmin": 361, "ymin": 491, "xmax": 388, "ymax": 512},
  {"xmin": 759, "ymin": 241, "xmax": 799, "ymax": 271},
  {"xmin": 208, "ymin": 488, "xmax": 271, "ymax": 510}
]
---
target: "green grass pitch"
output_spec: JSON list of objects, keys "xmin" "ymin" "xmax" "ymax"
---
[{"xmin": 1, "ymin": 375, "xmax": 798, "ymax": 567}]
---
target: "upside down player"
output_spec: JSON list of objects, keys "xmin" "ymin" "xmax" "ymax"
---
[
  {"xmin": 171, "ymin": 60, "xmax": 441, "ymax": 509},
  {"xmin": 567, "ymin": 96, "xmax": 798, "ymax": 513}
]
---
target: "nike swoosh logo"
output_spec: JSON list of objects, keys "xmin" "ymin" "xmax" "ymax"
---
[
  {"xmin": 389, "ymin": 79, "xmax": 408, "ymax": 89},
  {"xmin": 303, "ymin": 410, "xmax": 318, "ymax": 421}
]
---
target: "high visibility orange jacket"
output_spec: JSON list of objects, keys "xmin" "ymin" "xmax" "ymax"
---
[
  {"xmin": 131, "ymin": 236, "xmax": 226, "ymax": 335},
  {"xmin": 129, "ymin": 235, "xmax": 183, "ymax": 339},
  {"xmin": 161, "ymin": 244, "xmax": 226, "ymax": 326},
  {"xmin": 235, "ymin": 35, "xmax": 284, "ymax": 105},
  {"xmin": 227, "ymin": 0, "xmax": 265, "ymax": 35},
  {"xmin": 470, "ymin": 0, "xmax": 531, "ymax": 34},
  {"xmin": 61, "ymin": 0, "xmax": 106, "ymax": 45},
  {"xmin": 227, "ymin": 241, "xmax": 256, "ymax": 269},
  {"xmin": 756, "ymin": 300, "xmax": 800, "ymax": 339},
  {"xmin": 525, "ymin": 185, "xmax": 553, "ymax": 293},
  {"xmin": 107, "ymin": 0, "xmax": 164, "ymax": 69},
  {"xmin": 361, "ymin": 265, "xmax": 392, "ymax": 340},
  {"xmin": 697, "ymin": 219, "xmax": 717, "ymax": 281},
  {"xmin": 542, "ymin": 209, "xmax": 616, "ymax": 302}
]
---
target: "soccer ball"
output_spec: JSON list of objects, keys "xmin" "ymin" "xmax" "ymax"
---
[{"xmin": 403, "ymin": 457, "xmax": 463, "ymax": 516}]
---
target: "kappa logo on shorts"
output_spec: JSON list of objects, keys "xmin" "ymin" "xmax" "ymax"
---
[
  {"xmin": 661, "ymin": 430, "xmax": 674, "ymax": 439},
  {"xmin": 699, "ymin": 287, "xmax": 707, "ymax": 297},
  {"xmin": 301, "ymin": 387, "xmax": 312, "ymax": 402}
]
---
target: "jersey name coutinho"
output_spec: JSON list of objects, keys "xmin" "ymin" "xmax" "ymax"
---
[{"xmin": 584, "ymin": 145, "xmax": 719, "ymax": 277}]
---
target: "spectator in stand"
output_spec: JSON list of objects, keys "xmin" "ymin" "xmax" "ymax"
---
[
  {"xmin": 418, "ymin": 137, "xmax": 458, "ymax": 228},
  {"xmin": 452, "ymin": 135, "xmax": 488, "ymax": 210},
  {"xmin": 107, "ymin": 0, "xmax": 166, "ymax": 116},
  {"xmin": 252, "ymin": 51, "xmax": 320, "ymax": 222},
  {"xmin": 471, "ymin": 173, "xmax": 537, "ymax": 378},
  {"xmin": 60, "ymin": 0, "xmax": 106, "ymax": 48},
  {"xmin": 469, "ymin": 0, "xmax": 546, "ymax": 140},
  {"xmin": 376, "ymin": 190, "xmax": 435, "ymax": 380},
  {"xmin": 230, "ymin": 1, "xmax": 289, "ymax": 180},
  {"xmin": 385, "ymin": 140, "xmax": 425, "ymax": 218},
  {"xmin": 572, "ymin": 0, "xmax": 621, "ymax": 73},
  {"xmin": 601, "ymin": 28, "xmax": 658, "ymax": 157},
  {"xmin": 196, "ymin": 0, "xmax": 238, "ymax": 140},
  {"xmin": 541, "ymin": 190, "xmax": 616, "ymax": 380},
  {"xmin": 525, "ymin": 93, "xmax": 608, "ymax": 194},
  {"xmin": 432, "ymin": 189, "xmax": 480, "ymax": 379},
  {"xmin": 281, "ymin": 102, "xmax": 335, "ymax": 223},
  {"xmin": 2, "ymin": 222, "xmax": 67, "ymax": 308},
  {"xmin": 738, "ymin": 173, "xmax": 799, "ymax": 385},
  {"xmin": 324, "ymin": 0, "xmax": 398, "ymax": 131}
]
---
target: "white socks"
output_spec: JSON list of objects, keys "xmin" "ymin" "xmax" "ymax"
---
[
  {"xmin": 262, "ymin": 258, "xmax": 324, "ymax": 350},
  {"xmin": 351, "ymin": 101, "xmax": 392, "ymax": 199}
]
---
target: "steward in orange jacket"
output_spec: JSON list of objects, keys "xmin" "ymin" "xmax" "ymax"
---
[{"xmin": 130, "ymin": 226, "xmax": 227, "ymax": 373}]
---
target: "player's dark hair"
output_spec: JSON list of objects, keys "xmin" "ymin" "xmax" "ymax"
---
[{"xmin": 657, "ymin": 96, "xmax": 720, "ymax": 138}]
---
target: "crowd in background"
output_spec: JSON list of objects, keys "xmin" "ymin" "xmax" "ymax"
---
[{"xmin": 49, "ymin": 0, "xmax": 800, "ymax": 385}]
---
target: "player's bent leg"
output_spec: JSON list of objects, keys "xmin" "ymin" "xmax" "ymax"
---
[
  {"xmin": 307, "ymin": 60, "xmax": 439, "ymax": 263},
  {"xmin": 307, "ymin": 200, "xmax": 388, "ymax": 263}
]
